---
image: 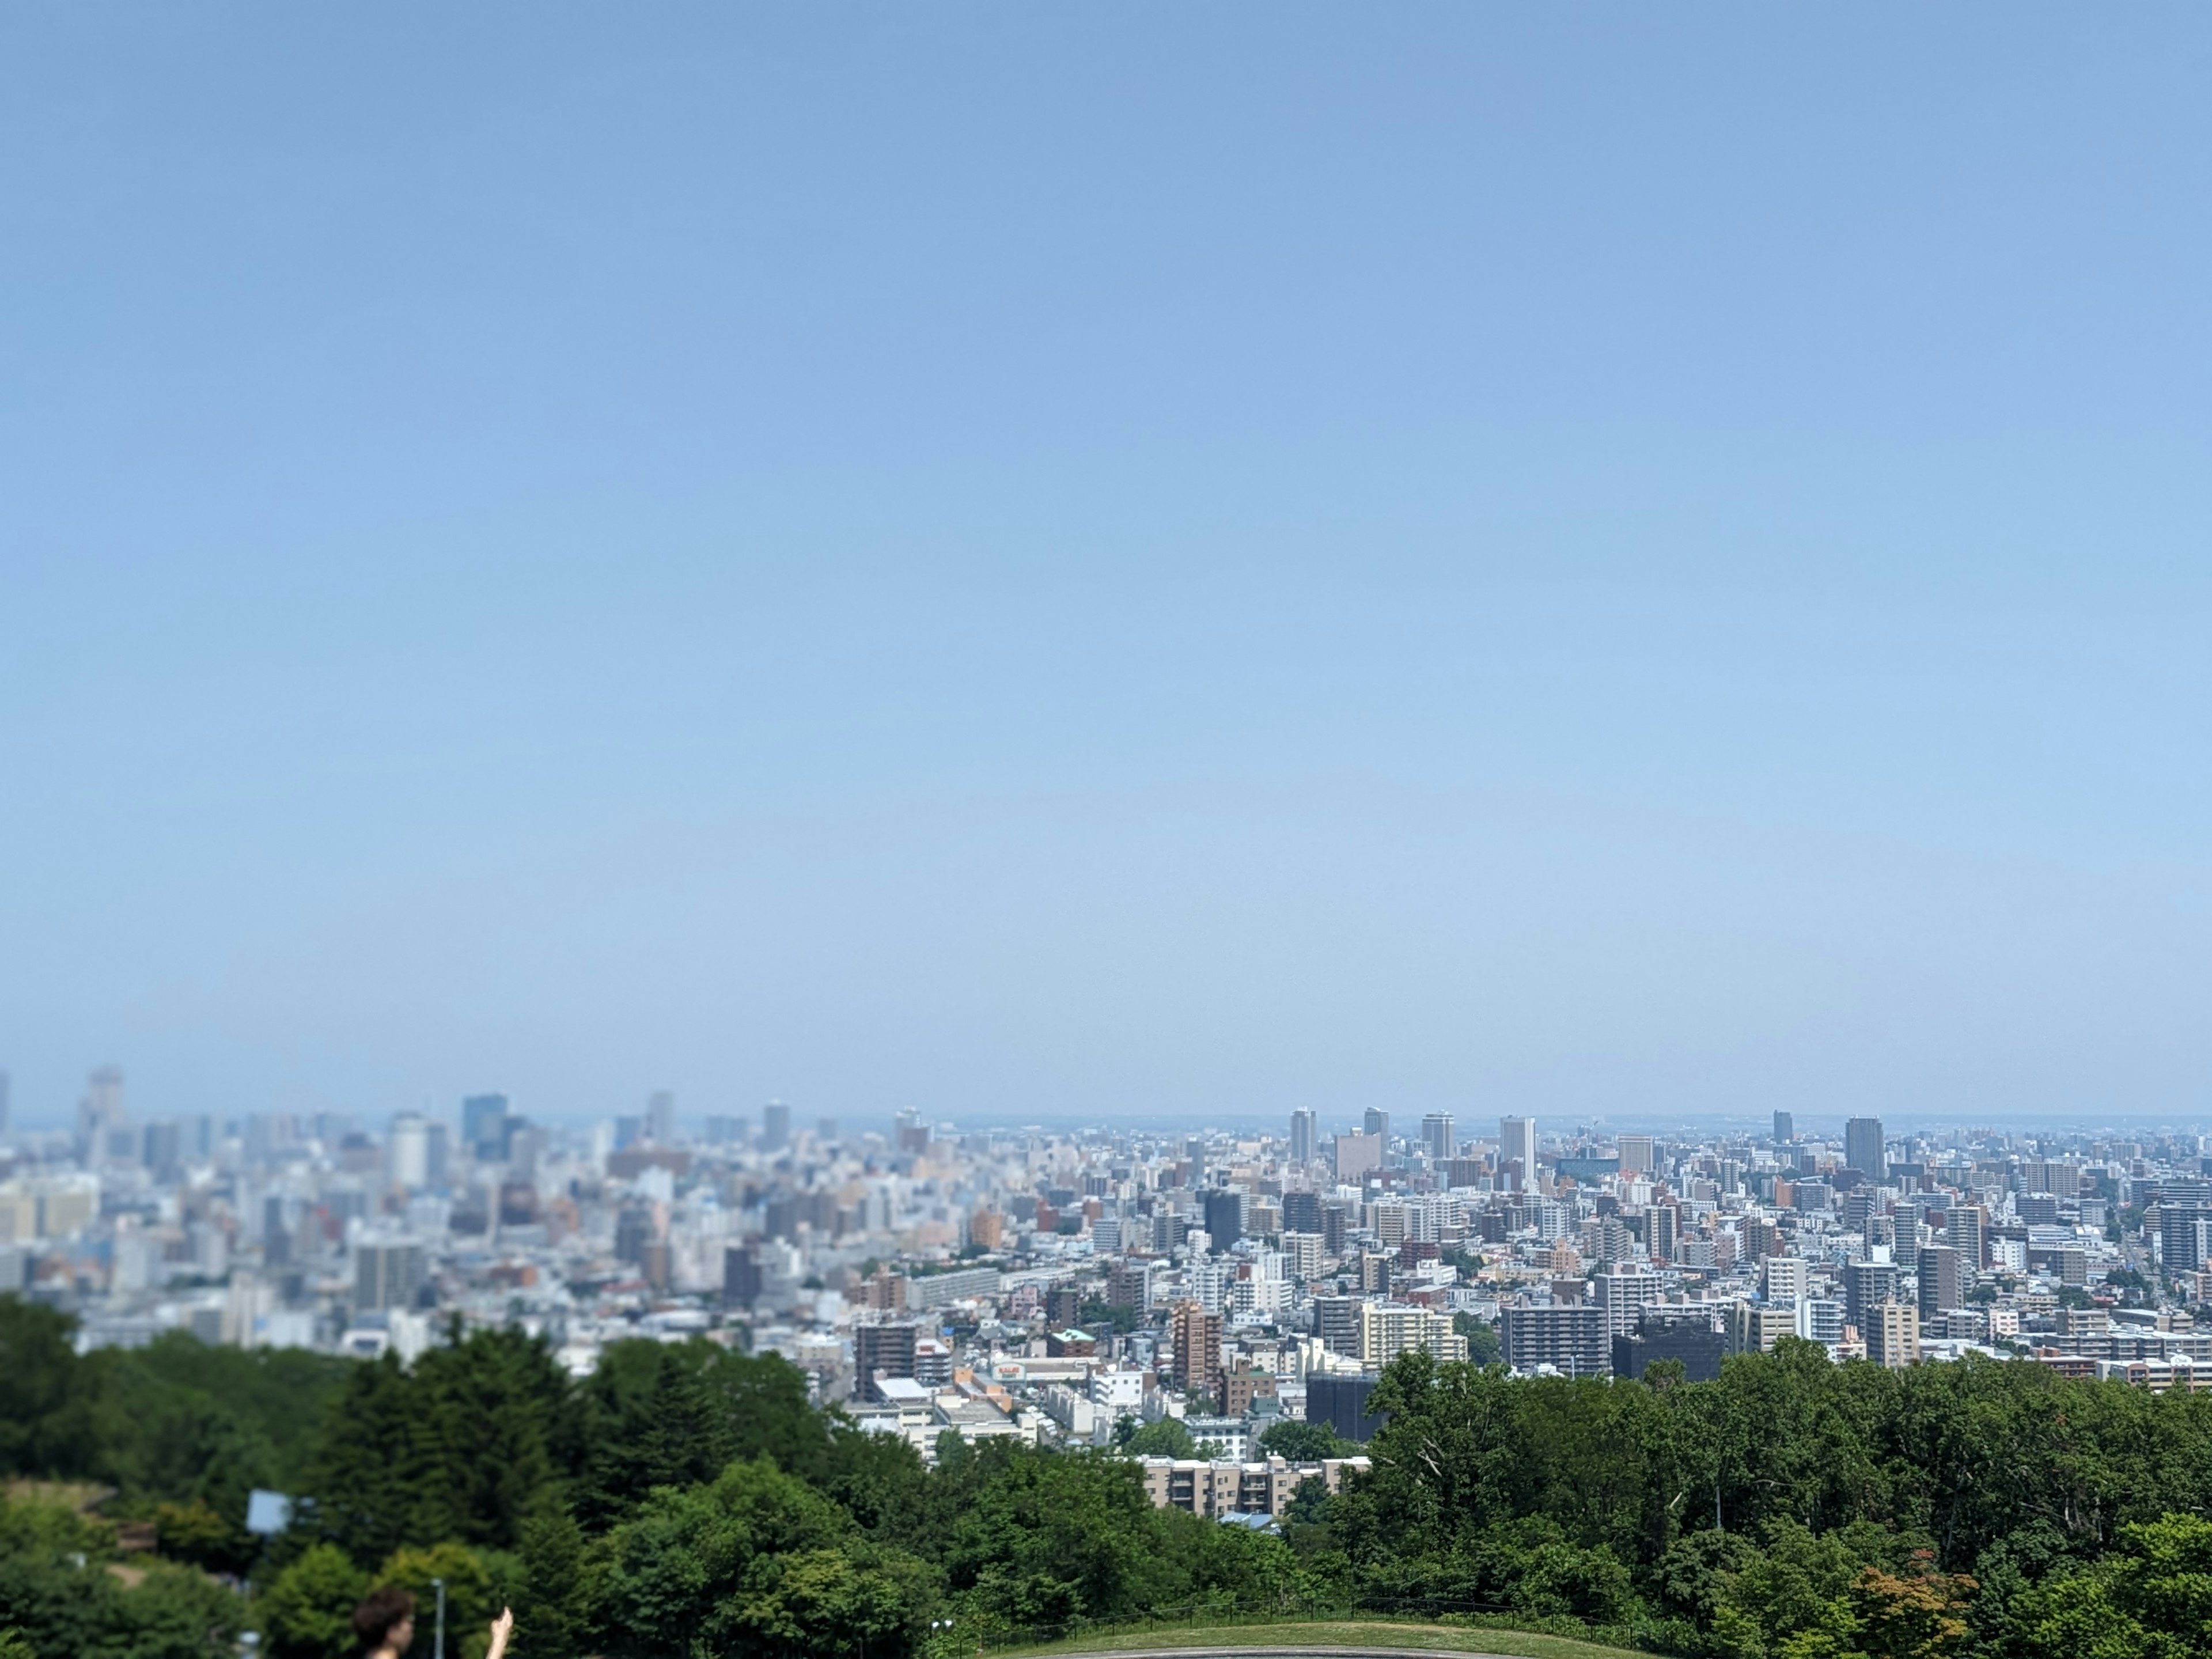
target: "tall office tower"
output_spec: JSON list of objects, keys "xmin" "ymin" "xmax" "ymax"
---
[
  {"xmin": 387, "ymin": 1114, "xmax": 431, "ymax": 1191},
  {"xmin": 1363, "ymin": 1107, "xmax": 1391, "ymax": 1146},
  {"xmin": 646, "ymin": 1090, "xmax": 677, "ymax": 1145},
  {"xmin": 1648, "ymin": 1203, "xmax": 1680, "ymax": 1264},
  {"xmin": 853, "ymin": 1321, "xmax": 919, "ymax": 1402},
  {"xmin": 78, "ymin": 1066, "xmax": 126, "ymax": 1149},
  {"xmin": 142, "ymin": 1120, "xmax": 183, "ymax": 1184},
  {"xmin": 1171, "ymin": 1300, "xmax": 1225, "ymax": 1404},
  {"xmin": 723, "ymin": 1243, "xmax": 763, "ymax": 1306},
  {"xmin": 262, "ymin": 1195, "xmax": 292, "ymax": 1267},
  {"xmin": 1500, "ymin": 1116, "xmax": 1538, "ymax": 1182},
  {"xmin": 1844, "ymin": 1117, "xmax": 1887, "ymax": 1181},
  {"xmin": 1948, "ymin": 1205, "xmax": 1987, "ymax": 1272},
  {"xmin": 1844, "ymin": 1259, "xmax": 1899, "ymax": 1330},
  {"xmin": 1281, "ymin": 1190, "xmax": 1323, "ymax": 1234},
  {"xmin": 1421, "ymin": 1113, "xmax": 1456, "ymax": 1162},
  {"xmin": 1289, "ymin": 1109, "xmax": 1317, "ymax": 1164},
  {"xmin": 355, "ymin": 1237, "xmax": 426, "ymax": 1312},
  {"xmin": 1918, "ymin": 1244, "xmax": 1963, "ymax": 1313},
  {"xmin": 1867, "ymin": 1300, "xmax": 1921, "ymax": 1369},
  {"xmin": 1773, "ymin": 1110, "xmax": 1795, "ymax": 1145},
  {"xmin": 1202, "ymin": 1188, "xmax": 1244, "ymax": 1253},
  {"xmin": 703, "ymin": 1114, "xmax": 749, "ymax": 1146},
  {"xmin": 461, "ymin": 1093, "xmax": 510, "ymax": 1160},
  {"xmin": 762, "ymin": 1101, "xmax": 792, "ymax": 1152},
  {"xmin": 1618, "ymin": 1135, "xmax": 1655, "ymax": 1175}
]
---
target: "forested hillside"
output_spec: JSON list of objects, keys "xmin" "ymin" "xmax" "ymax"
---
[{"xmin": 4, "ymin": 1293, "xmax": 2211, "ymax": 1658}]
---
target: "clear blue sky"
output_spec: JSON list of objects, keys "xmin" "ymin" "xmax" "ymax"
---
[{"xmin": 4, "ymin": 7, "xmax": 2209, "ymax": 1134}]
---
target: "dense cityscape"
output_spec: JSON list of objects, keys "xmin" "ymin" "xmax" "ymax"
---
[{"xmin": 5, "ymin": 1064, "xmax": 2199, "ymax": 1524}]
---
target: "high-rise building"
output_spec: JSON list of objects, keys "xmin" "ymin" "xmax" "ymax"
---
[
  {"xmin": 646, "ymin": 1090, "xmax": 677, "ymax": 1145},
  {"xmin": 854, "ymin": 1321, "xmax": 919, "ymax": 1403},
  {"xmin": 1499, "ymin": 1116, "xmax": 1538, "ymax": 1181},
  {"xmin": 1647, "ymin": 1204, "xmax": 1680, "ymax": 1264},
  {"xmin": 1202, "ymin": 1189, "xmax": 1244, "ymax": 1253},
  {"xmin": 762, "ymin": 1101, "xmax": 792, "ymax": 1152},
  {"xmin": 1726, "ymin": 1301, "xmax": 1796, "ymax": 1355},
  {"xmin": 1499, "ymin": 1304, "xmax": 1607, "ymax": 1376},
  {"xmin": 1918, "ymin": 1245, "xmax": 1963, "ymax": 1313},
  {"xmin": 1363, "ymin": 1108, "xmax": 1391, "ymax": 1146},
  {"xmin": 1763, "ymin": 1256, "xmax": 1808, "ymax": 1301},
  {"xmin": 1867, "ymin": 1301, "xmax": 1920, "ymax": 1369},
  {"xmin": 1313, "ymin": 1296, "xmax": 1364, "ymax": 1357},
  {"xmin": 2162, "ymin": 1207, "xmax": 2212, "ymax": 1278},
  {"xmin": 1948, "ymin": 1205, "xmax": 1987, "ymax": 1272},
  {"xmin": 1593, "ymin": 1265, "xmax": 1664, "ymax": 1338},
  {"xmin": 1289, "ymin": 1109, "xmax": 1317, "ymax": 1164},
  {"xmin": 77, "ymin": 1066, "xmax": 126, "ymax": 1152},
  {"xmin": 141, "ymin": 1120, "xmax": 183, "ymax": 1183},
  {"xmin": 1281, "ymin": 1191, "xmax": 1323, "ymax": 1234},
  {"xmin": 1773, "ymin": 1111, "xmax": 1795, "ymax": 1145},
  {"xmin": 1306, "ymin": 1373, "xmax": 1387, "ymax": 1442},
  {"xmin": 1359, "ymin": 1301, "xmax": 1468, "ymax": 1368},
  {"xmin": 1279, "ymin": 1230, "xmax": 1324, "ymax": 1279},
  {"xmin": 724, "ymin": 1243, "xmax": 763, "ymax": 1306},
  {"xmin": 1322, "ymin": 1201, "xmax": 1351, "ymax": 1256},
  {"xmin": 1613, "ymin": 1309, "xmax": 1725, "ymax": 1382},
  {"xmin": 1618, "ymin": 1135, "xmax": 1654, "ymax": 1175},
  {"xmin": 1844, "ymin": 1118, "xmax": 1887, "ymax": 1181},
  {"xmin": 1171, "ymin": 1300, "xmax": 1224, "ymax": 1404},
  {"xmin": 1332, "ymin": 1132, "xmax": 1382, "ymax": 1181},
  {"xmin": 462, "ymin": 1094, "xmax": 511, "ymax": 1160},
  {"xmin": 388, "ymin": 1113, "xmax": 431, "ymax": 1191},
  {"xmin": 1421, "ymin": 1113, "xmax": 1456, "ymax": 1162},
  {"xmin": 1107, "ymin": 1259, "xmax": 1157, "ymax": 1311},
  {"xmin": 1796, "ymin": 1298, "xmax": 1846, "ymax": 1347},
  {"xmin": 262, "ymin": 1195, "xmax": 292, "ymax": 1267},
  {"xmin": 355, "ymin": 1237, "xmax": 426, "ymax": 1313},
  {"xmin": 1843, "ymin": 1259, "xmax": 1899, "ymax": 1330}
]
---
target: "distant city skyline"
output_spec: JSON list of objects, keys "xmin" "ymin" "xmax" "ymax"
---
[{"xmin": 0, "ymin": 1060, "xmax": 2197, "ymax": 1141}]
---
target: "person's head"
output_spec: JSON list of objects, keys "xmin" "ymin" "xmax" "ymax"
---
[{"xmin": 352, "ymin": 1586, "xmax": 416, "ymax": 1656}]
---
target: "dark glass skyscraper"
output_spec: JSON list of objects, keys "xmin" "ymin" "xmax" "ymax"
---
[{"xmin": 1844, "ymin": 1116, "xmax": 1887, "ymax": 1180}]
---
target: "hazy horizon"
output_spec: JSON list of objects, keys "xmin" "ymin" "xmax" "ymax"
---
[{"xmin": 6, "ymin": 9, "xmax": 2211, "ymax": 1131}]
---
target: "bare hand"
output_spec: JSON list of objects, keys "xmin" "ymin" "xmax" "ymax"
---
[{"xmin": 487, "ymin": 1608, "xmax": 515, "ymax": 1659}]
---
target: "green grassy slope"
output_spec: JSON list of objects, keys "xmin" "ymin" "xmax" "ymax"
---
[{"xmin": 995, "ymin": 1618, "xmax": 1656, "ymax": 1659}]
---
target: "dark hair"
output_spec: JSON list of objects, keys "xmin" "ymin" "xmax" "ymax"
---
[{"xmin": 352, "ymin": 1586, "xmax": 416, "ymax": 1652}]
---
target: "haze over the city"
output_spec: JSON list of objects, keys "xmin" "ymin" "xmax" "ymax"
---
[{"xmin": 6, "ymin": 8, "xmax": 2211, "ymax": 1129}]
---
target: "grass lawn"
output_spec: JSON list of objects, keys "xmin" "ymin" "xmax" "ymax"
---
[{"xmin": 997, "ymin": 1618, "xmax": 1652, "ymax": 1659}]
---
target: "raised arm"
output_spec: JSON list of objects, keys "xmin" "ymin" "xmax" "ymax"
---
[{"xmin": 487, "ymin": 1607, "xmax": 514, "ymax": 1659}]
